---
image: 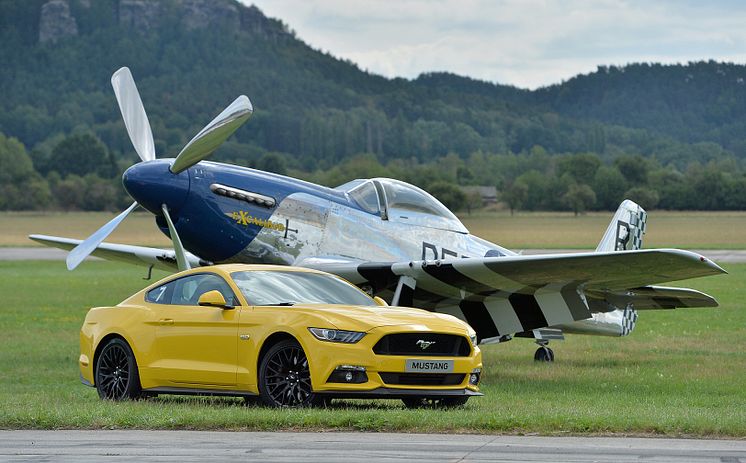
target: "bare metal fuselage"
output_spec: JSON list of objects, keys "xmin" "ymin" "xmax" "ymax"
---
[{"xmin": 227, "ymin": 192, "xmax": 626, "ymax": 338}]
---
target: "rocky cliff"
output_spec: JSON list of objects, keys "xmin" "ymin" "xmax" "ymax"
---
[
  {"xmin": 39, "ymin": 0, "xmax": 78, "ymax": 43},
  {"xmin": 37, "ymin": 0, "xmax": 289, "ymax": 41}
]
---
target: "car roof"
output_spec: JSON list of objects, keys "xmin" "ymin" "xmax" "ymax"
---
[{"xmin": 169, "ymin": 263, "xmax": 327, "ymax": 279}]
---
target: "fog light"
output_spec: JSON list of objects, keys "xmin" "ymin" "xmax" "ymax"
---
[
  {"xmin": 469, "ymin": 368, "xmax": 481, "ymax": 386},
  {"xmin": 327, "ymin": 365, "xmax": 368, "ymax": 384}
]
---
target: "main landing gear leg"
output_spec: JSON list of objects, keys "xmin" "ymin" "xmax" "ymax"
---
[{"xmin": 533, "ymin": 340, "xmax": 554, "ymax": 362}]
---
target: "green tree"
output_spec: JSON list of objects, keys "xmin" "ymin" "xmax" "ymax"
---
[
  {"xmin": 428, "ymin": 181, "xmax": 467, "ymax": 211},
  {"xmin": 463, "ymin": 189, "xmax": 483, "ymax": 215},
  {"xmin": 501, "ymin": 180, "xmax": 528, "ymax": 216},
  {"xmin": 0, "ymin": 133, "xmax": 51, "ymax": 210},
  {"xmin": 563, "ymin": 183, "xmax": 596, "ymax": 216},
  {"xmin": 624, "ymin": 186, "xmax": 660, "ymax": 210},
  {"xmin": 614, "ymin": 154, "xmax": 649, "ymax": 186},
  {"xmin": 593, "ymin": 166, "xmax": 627, "ymax": 210},
  {"xmin": 257, "ymin": 152, "xmax": 288, "ymax": 175},
  {"xmin": 49, "ymin": 134, "xmax": 115, "ymax": 178},
  {"xmin": 53, "ymin": 175, "xmax": 86, "ymax": 211},
  {"xmin": 558, "ymin": 152, "xmax": 601, "ymax": 184}
]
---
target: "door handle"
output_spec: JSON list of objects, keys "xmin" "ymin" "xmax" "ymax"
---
[{"xmin": 158, "ymin": 318, "xmax": 174, "ymax": 326}]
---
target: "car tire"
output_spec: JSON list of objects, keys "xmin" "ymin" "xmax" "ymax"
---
[
  {"xmin": 402, "ymin": 396, "xmax": 469, "ymax": 408},
  {"xmin": 258, "ymin": 339, "xmax": 320, "ymax": 407},
  {"xmin": 95, "ymin": 337, "xmax": 142, "ymax": 401}
]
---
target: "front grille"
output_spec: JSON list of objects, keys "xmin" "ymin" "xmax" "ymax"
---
[
  {"xmin": 379, "ymin": 373, "xmax": 465, "ymax": 386},
  {"xmin": 373, "ymin": 333, "xmax": 471, "ymax": 357}
]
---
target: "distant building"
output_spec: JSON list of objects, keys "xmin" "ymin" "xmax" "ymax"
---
[{"xmin": 461, "ymin": 186, "xmax": 498, "ymax": 204}]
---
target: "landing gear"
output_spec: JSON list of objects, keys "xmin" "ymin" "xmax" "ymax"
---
[{"xmin": 533, "ymin": 340, "xmax": 554, "ymax": 362}]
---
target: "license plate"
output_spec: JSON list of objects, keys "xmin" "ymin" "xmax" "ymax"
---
[{"xmin": 405, "ymin": 359, "xmax": 454, "ymax": 373}]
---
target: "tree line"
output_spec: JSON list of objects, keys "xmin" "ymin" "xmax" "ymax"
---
[{"xmin": 2, "ymin": 130, "xmax": 745, "ymax": 213}]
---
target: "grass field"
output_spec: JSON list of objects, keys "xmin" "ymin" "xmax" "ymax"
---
[
  {"xmin": 460, "ymin": 210, "xmax": 746, "ymax": 249},
  {"xmin": 0, "ymin": 261, "xmax": 743, "ymax": 436},
  {"xmin": 3, "ymin": 210, "xmax": 746, "ymax": 249}
]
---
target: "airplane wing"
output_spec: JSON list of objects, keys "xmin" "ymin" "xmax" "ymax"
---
[
  {"xmin": 28, "ymin": 234, "xmax": 206, "ymax": 272},
  {"xmin": 300, "ymin": 249, "xmax": 725, "ymax": 340}
]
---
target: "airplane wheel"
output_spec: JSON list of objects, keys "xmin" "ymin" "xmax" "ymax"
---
[{"xmin": 533, "ymin": 346, "xmax": 554, "ymax": 362}]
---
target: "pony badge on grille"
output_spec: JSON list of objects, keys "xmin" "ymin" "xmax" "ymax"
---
[{"xmin": 416, "ymin": 340, "xmax": 436, "ymax": 350}]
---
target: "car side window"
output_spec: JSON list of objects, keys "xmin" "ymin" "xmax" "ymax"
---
[{"xmin": 146, "ymin": 273, "xmax": 238, "ymax": 306}]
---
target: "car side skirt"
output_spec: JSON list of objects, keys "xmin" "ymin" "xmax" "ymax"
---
[
  {"xmin": 143, "ymin": 386, "xmax": 259, "ymax": 398},
  {"xmin": 138, "ymin": 386, "xmax": 481, "ymax": 400}
]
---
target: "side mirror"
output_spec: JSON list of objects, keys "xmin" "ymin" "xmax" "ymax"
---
[
  {"xmin": 373, "ymin": 296, "xmax": 388, "ymax": 307},
  {"xmin": 198, "ymin": 290, "xmax": 234, "ymax": 309}
]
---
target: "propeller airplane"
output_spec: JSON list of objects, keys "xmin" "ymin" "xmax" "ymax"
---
[{"xmin": 31, "ymin": 67, "xmax": 726, "ymax": 361}]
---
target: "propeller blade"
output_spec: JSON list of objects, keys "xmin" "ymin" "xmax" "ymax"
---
[
  {"xmin": 111, "ymin": 67, "xmax": 156, "ymax": 163},
  {"xmin": 161, "ymin": 204, "xmax": 191, "ymax": 272},
  {"xmin": 66, "ymin": 202, "xmax": 139, "ymax": 270},
  {"xmin": 170, "ymin": 95, "xmax": 253, "ymax": 174}
]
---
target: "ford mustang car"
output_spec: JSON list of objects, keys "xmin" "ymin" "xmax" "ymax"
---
[{"xmin": 79, "ymin": 264, "xmax": 483, "ymax": 407}]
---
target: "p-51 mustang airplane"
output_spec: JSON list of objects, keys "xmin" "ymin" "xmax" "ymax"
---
[{"xmin": 31, "ymin": 67, "xmax": 726, "ymax": 361}]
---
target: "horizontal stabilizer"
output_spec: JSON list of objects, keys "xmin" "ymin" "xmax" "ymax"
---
[{"xmin": 588, "ymin": 285, "xmax": 719, "ymax": 310}]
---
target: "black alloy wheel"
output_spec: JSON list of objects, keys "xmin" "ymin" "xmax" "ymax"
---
[
  {"xmin": 95, "ymin": 338, "xmax": 142, "ymax": 400},
  {"xmin": 402, "ymin": 396, "xmax": 469, "ymax": 409},
  {"xmin": 258, "ymin": 339, "xmax": 319, "ymax": 407}
]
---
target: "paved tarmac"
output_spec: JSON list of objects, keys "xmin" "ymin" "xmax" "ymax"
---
[
  {"xmin": 3, "ymin": 247, "xmax": 746, "ymax": 263},
  {"xmin": 1, "ymin": 430, "xmax": 745, "ymax": 462}
]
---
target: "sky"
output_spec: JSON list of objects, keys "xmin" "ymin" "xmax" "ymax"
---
[{"xmin": 245, "ymin": 0, "xmax": 746, "ymax": 90}]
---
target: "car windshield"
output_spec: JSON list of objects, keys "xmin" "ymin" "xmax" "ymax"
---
[{"xmin": 230, "ymin": 270, "xmax": 377, "ymax": 307}]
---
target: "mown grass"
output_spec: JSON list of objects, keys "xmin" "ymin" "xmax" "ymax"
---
[
  {"xmin": 460, "ymin": 210, "xmax": 746, "ymax": 249},
  {"xmin": 0, "ymin": 211, "xmax": 171, "ymax": 247},
  {"xmin": 0, "ymin": 261, "xmax": 744, "ymax": 436},
  {"xmin": 4, "ymin": 210, "xmax": 746, "ymax": 249}
]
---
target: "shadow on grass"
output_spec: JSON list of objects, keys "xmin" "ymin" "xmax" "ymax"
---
[{"xmin": 143, "ymin": 394, "xmax": 405, "ymax": 410}]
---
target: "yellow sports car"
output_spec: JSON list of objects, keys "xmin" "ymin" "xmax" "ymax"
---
[{"xmin": 80, "ymin": 264, "xmax": 483, "ymax": 407}]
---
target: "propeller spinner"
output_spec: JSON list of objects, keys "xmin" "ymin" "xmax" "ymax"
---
[{"xmin": 65, "ymin": 67, "xmax": 253, "ymax": 271}]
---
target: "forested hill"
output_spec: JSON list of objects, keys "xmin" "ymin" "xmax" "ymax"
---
[{"xmin": 1, "ymin": 0, "xmax": 745, "ymax": 212}]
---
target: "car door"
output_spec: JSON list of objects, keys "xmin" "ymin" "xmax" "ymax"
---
[{"xmin": 148, "ymin": 273, "xmax": 240, "ymax": 387}]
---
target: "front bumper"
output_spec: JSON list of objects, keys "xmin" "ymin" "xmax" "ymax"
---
[
  {"xmin": 304, "ymin": 326, "xmax": 483, "ymax": 395},
  {"xmin": 315, "ymin": 387, "xmax": 483, "ymax": 400}
]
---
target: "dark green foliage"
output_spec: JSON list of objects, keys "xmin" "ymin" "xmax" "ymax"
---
[
  {"xmin": 501, "ymin": 181, "xmax": 528, "ymax": 216},
  {"xmin": 593, "ymin": 166, "xmax": 627, "ymax": 210},
  {"xmin": 0, "ymin": 1, "xmax": 745, "ymax": 211},
  {"xmin": 257, "ymin": 152, "xmax": 288, "ymax": 175},
  {"xmin": 563, "ymin": 184, "xmax": 597, "ymax": 216},
  {"xmin": 48, "ymin": 133, "xmax": 115, "ymax": 177},
  {"xmin": 624, "ymin": 186, "xmax": 660, "ymax": 210},
  {"xmin": 428, "ymin": 181, "xmax": 467, "ymax": 211},
  {"xmin": 0, "ymin": 133, "xmax": 51, "ymax": 210}
]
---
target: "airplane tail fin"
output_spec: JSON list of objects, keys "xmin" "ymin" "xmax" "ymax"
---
[
  {"xmin": 595, "ymin": 199, "xmax": 647, "ymax": 252},
  {"xmin": 573, "ymin": 199, "xmax": 647, "ymax": 337}
]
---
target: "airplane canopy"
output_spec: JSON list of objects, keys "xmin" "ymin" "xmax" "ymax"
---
[{"xmin": 338, "ymin": 178, "xmax": 469, "ymax": 234}]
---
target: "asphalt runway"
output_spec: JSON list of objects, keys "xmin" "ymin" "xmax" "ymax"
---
[
  {"xmin": 3, "ymin": 247, "xmax": 746, "ymax": 263},
  {"xmin": 1, "ymin": 430, "xmax": 745, "ymax": 462}
]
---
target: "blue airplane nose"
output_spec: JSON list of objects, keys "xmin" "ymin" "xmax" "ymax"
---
[{"xmin": 122, "ymin": 159, "xmax": 190, "ymax": 215}]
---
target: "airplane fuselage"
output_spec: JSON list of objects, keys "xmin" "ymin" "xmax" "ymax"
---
[{"xmin": 121, "ymin": 159, "xmax": 638, "ymax": 339}]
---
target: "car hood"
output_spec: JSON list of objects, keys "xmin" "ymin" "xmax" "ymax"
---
[{"xmin": 267, "ymin": 303, "xmax": 469, "ymax": 332}]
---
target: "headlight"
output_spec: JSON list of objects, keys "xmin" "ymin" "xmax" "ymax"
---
[{"xmin": 308, "ymin": 327, "xmax": 366, "ymax": 344}]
